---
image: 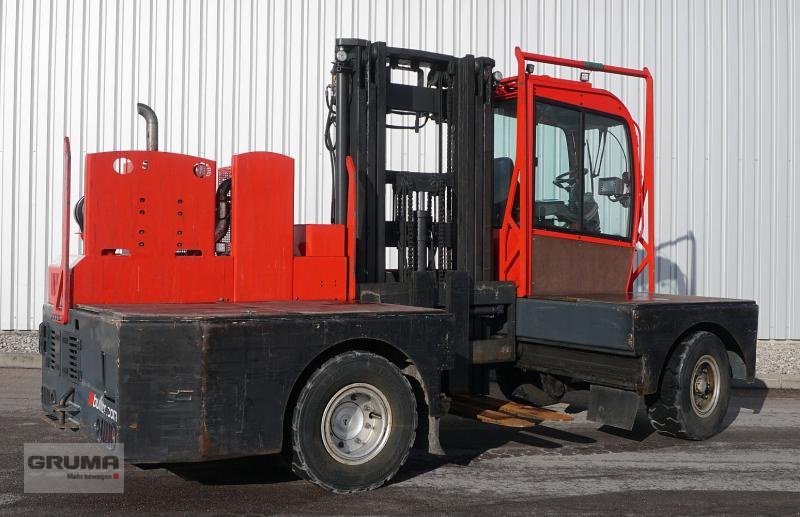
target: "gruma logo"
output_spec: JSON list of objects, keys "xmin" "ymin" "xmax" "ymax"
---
[
  {"xmin": 27, "ymin": 455, "xmax": 119, "ymax": 470},
  {"xmin": 24, "ymin": 443, "xmax": 124, "ymax": 493}
]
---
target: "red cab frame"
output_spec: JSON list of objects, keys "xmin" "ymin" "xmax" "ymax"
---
[{"xmin": 497, "ymin": 48, "xmax": 655, "ymax": 297}]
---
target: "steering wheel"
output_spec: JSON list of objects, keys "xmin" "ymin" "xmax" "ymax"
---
[{"xmin": 553, "ymin": 169, "xmax": 580, "ymax": 192}]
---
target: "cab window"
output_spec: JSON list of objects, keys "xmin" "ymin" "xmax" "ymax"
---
[
  {"xmin": 534, "ymin": 103, "xmax": 581, "ymax": 231},
  {"xmin": 583, "ymin": 113, "xmax": 632, "ymax": 238},
  {"xmin": 533, "ymin": 100, "xmax": 633, "ymax": 240},
  {"xmin": 492, "ymin": 100, "xmax": 517, "ymax": 227}
]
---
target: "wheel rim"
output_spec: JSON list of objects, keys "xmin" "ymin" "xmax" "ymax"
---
[
  {"xmin": 690, "ymin": 354, "xmax": 721, "ymax": 417},
  {"xmin": 321, "ymin": 383, "xmax": 392, "ymax": 465}
]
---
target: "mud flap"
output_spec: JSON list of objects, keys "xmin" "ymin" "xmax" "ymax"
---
[
  {"xmin": 426, "ymin": 416, "xmax": 445, "ymax": 456},
  {"xmin": 587, "ymin": 385, "xmax": 640, "ymax": 430}
]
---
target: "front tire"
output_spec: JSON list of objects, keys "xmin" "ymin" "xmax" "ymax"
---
[
  {"xmin": 647, "ymin": 331, "xmax": 731, "ymax": 440},
  {"xmin": 290, "ymin": 351, "xmax": 417, "ymax": 492}
]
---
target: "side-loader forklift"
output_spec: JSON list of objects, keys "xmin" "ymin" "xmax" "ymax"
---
[{"xmin": 40, "ymin": 39, "xmax": 758, "ymax": 492}]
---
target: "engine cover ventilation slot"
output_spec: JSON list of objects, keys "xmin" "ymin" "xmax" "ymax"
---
[
  {"xmin": 42, "ymin": 326, "xmax": 60, "ymax": 372},
  {"xmin": 62, "ymin": 333, "xmax": 82, "ymax": 383}
]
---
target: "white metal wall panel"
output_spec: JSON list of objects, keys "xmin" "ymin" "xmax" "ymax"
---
[{"xmin": 1, "ymin": 0, "xmax": 798, "ymax": 338}]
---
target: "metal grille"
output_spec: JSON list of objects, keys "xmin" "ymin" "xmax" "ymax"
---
[
  {"xmin": 62, "ymin": 334, "xmax": 82, "ymax": 383},
  {"xmin": 216, "ymin": 166, "xmax": 232, "ymax": 255},
  {"xmin": 44, "ymin": 326, "xmax": 59, "ymax": 371}
]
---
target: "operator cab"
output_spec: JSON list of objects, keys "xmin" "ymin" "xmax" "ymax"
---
[{"xmin": 493, "ymin": 71, "xmax": 643, "ymax": 296}]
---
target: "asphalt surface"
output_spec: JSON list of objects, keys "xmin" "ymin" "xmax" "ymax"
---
[{"xmin": 1, "ymin": 368, "xmax": 799, "ymax": 516}]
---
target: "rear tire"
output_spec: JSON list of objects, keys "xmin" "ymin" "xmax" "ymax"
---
[
  {"xmin": 290, "ymin": 351, "xmax": 417, "ymax": 493},
  {"xmin": 647, "ymin": 331, "xmax": 731, "ymax": 440}
]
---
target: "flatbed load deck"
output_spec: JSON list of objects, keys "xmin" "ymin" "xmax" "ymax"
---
[
  {"xmin": 78, "ymin": 299, "xmax": 445, "ymax": 319},
  {"xmin": 41, "ymin": 301, "xmax": 453, "ymax": 463}
]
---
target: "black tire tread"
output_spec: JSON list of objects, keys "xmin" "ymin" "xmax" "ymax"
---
[
  {"xmin": 647, "ymin": 331, "xmax": 730, "ymax": 440},
  {"xmin": 647, "ymin": 342, "xmax": 692, "ymax": 439},
  {"xmin": 290, "ymin": 351, "xmax": 417, "ymax": 493}
]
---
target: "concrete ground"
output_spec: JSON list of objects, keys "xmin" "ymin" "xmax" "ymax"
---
[{"xmin": 1, "ymin": 368, "xmax": 799, "ymax": 515}]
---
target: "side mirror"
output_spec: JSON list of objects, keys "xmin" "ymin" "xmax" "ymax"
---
[
  {"xmin": 598, "ymin": 176, "xmax": 631, "ymax": 207},
  {"xmin": 598, "ymin": 177, "xmax": 626, "ymax": 197}
]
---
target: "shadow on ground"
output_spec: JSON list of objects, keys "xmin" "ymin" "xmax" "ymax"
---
[
  {"xmin": 154, "ymin": 387, "xmax": 768, "ymax": 488},
  {"xmin": 151, "ymin": 454, "xmax": 297, "ymax": 485}
]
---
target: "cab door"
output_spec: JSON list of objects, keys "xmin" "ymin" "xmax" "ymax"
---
[{"xmin": 529, "ymin": 86, "xmax": 637, "ymax": 295}]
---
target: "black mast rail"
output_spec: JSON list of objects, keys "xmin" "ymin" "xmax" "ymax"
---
[
  {"xmin": 332, "ymin": 38, "xmax": 496, "ymax": 287},
  {"xmin": 330, "ymin": 39, "xmax": 515, "ymax": 393}
]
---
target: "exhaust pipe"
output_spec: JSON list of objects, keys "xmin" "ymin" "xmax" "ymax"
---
[{"xmin": 136, "ymin": 102, "xmax": 159, "ymax": 151}]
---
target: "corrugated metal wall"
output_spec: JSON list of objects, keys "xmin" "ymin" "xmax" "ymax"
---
[{"xmin": 1, "ymin": 0, "xmax": 798, "ymax": 338}]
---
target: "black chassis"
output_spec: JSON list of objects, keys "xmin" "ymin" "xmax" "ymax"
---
[
  {"xmin": 514, "ymin": 293, "xmax": 759, "ymax": 394},
  {"xmin": 38, "ymin": 291, "xmax": 759, "ymax": 462},
  {"xmin": 39, "ymin": 302, "xmax": 453, "ymax": 463}
]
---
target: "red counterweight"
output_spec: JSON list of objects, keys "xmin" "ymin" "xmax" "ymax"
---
[
  {"xmin": 230, "ymin": 152, "xmax": 294, "ymax": 301},
  {"xmin": 48, "ymin": 147, "xmax": 353, "ymax": 314},
  {"xmin": 71, "ymin": 150, "xmax": 230, "ymax": 305}
]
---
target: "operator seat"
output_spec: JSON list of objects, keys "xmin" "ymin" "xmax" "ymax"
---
[{"xmin": 583, "ymin": 192, "xmax": 601, "ymax": 233}]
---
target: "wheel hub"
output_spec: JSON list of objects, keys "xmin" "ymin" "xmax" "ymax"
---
[
  {"xmin": 321, "ymin": 383, "xmax": 391, "ymax": 465},
  {"xmin": 690, "ymin": 355, "xmax": 721, "ymax": 417},
  {"xmin": 331, "ymin": 402, "xmax": 364, "ymax": 441},
  {"xmin": 694, "ymin": 374, "xmax": 708, "ymax": 395}
]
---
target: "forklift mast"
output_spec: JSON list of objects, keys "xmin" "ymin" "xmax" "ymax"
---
[
  {"xmin": 331, "ymin": 39, "xmax": 496, "ymax": 291},
  {"xmin": 329, "ymin": 40, "xmax": 517, "ymax": 394}
]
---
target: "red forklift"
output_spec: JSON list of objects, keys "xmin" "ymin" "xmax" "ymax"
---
[{"xmin": 40, "ymin": 39, "xmax": 758, "ymax": 492}]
